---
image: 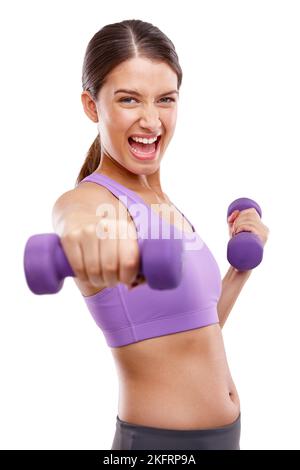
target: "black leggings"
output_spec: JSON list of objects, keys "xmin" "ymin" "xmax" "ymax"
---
[{"xmin": 111, "ymin": 413, "xmax": 241, "ymax": 450}]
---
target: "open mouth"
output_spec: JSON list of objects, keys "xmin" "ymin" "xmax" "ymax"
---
[{"xmin": 128, "ymin": 135, "xmax": 161, "ymax": 149}]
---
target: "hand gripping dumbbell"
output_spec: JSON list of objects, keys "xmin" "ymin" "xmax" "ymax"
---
[
  {"xmin": 24, "ymin": 229, "xmax": 184, "ymax": 295},
  {"xmin": 227, "ymin": 197, "xmax": 263, "ymax": 271}
]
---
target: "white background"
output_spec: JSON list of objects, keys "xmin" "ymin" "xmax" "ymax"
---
[{"xmin": 0, "ymin": 0, "xmax": 299, "ymax": 450}]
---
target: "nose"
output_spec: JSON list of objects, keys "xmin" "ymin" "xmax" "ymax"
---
[{"xmin": 139, "ymin": 105, "xmax": 161, "ymax": 132}]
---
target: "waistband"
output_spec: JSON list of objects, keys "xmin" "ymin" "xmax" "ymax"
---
[{"xmin": 115, "ymin": 413, "xmax": 241, "ymax": 437}]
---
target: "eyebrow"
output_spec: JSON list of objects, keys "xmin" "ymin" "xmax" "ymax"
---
[{"xmin": 114, "ymin": 89, "xmax": 179, "ymax": 97}]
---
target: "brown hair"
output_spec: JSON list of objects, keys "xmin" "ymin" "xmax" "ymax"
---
[{"xmin": 76, "ymin": 19, "xmax": 183, "ymax": 185}]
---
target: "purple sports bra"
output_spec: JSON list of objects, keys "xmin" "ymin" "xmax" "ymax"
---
[{"xmin": 77, "ymin": 172, "xmax": 222, "ymax": 347}]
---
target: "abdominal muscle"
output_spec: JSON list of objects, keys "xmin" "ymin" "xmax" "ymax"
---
[{"xmin": 110, "ymin": 324, "xmax": 241, "ymax": 430}]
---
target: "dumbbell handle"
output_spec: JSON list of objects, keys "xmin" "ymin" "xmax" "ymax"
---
[{"xmin": 227, "ymin": 197, "xmax": 263, "ymax": 271}]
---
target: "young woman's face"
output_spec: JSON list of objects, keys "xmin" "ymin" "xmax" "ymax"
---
[{"xmin": 95, "ymin": 57, "xmax": 179, "ymax": 174}]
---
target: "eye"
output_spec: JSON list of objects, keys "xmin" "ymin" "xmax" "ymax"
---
[
  {"xmin": 160, "ymin": 97, "xmax": 176, "ymax": 103},
  {"xmin": 119, "ymin": 96, "xmax": 176, "ymax": 104},
  {"xmin": 119, "ymin": 97, "xmax": 137, "ymax": 104}
]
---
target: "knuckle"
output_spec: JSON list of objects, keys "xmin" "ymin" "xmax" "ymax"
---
[
  {"xmin": 87, "ymin": 265, "xmax": 100, "ymax": 277},
  {"xmin": 82, "ymin": 224, "xmax": 97, "ymax": 237},
  {"xmin": 97, "ymin": 219, "xmax": 117, "ymax": 239},
  {"xmin": 119, "ymin": 262, "xmax": 138, "ymax": 285},
  {"xmin": 122, "ymin": 258, "xmax": 137, "ymax": 270},
  {"xmin": 74, "ymin": 266, "xmax": 87, "ymax": 280},
  {"xmin": 241, "ymin": 208, "xmax": 256, "ymax": 218},
  {"xmin": 61, "ymin": 230, "xmax": 80, "ymax": 243},
  {"xmin": 103, "ymin": 263, "xmax": 117, "ymax": 274},
  {"xmin": 88, "ymin": 275, "xmax": 102, "ymax": 286},
  {"xmin": 73, "ymin": 264, "xmax": 83, "ymax": 274}
]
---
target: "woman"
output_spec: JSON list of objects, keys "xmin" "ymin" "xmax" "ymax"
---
[{"xmin": 52, "ymin": 19, "xmax": 269, "ymax": 450}]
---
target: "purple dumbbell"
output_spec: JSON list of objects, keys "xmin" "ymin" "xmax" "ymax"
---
[
  {"xmin": 24, "ymin": 230, "xmax": 184, "ymax": 295},
  {"xmin": 227, "ymin": 197, "xmax": 263, "ymax": 271}
]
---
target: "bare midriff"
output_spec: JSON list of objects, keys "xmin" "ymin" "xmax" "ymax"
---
[
  {"xmin": 110, "ymin": 324, "xmax": 240, "ymax": 430},
  {"xmin": 75, "ymin": 183, "xmax": 240, "ymax": 430}
]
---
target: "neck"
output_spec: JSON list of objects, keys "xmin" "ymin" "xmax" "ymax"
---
[{"xmin": 95, "ymin": 152, "xmax": 165, "ymax": 200}]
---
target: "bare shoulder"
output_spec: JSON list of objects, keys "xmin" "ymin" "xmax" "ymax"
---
[
  {"xmin": 52, "ymin": 180, "xmax": 128, "ymax": 222},
  {"xmin": 55, "ymin": 180, "xmax": 118, "ymax": 207},
  {"xmin": 75, "ymin": 180, "xmax": 132, "ymax": 221}
]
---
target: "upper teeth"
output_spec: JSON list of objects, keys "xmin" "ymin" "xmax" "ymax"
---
[{"xmin": 131, "ymin": 136, "xmax": 159, "ymax": 144}]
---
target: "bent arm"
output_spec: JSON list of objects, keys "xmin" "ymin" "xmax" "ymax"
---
[{"xmin": 217, "ymin": 266, "xmax": 252, "ymax": 329}]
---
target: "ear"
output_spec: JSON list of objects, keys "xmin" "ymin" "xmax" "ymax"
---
[{"xmin": 81, "ymin": 91, "xmax": 99, "ymax": 123}]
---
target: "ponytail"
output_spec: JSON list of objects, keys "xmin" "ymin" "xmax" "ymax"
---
[{"xmin": 76, "ymin": 134, "xmax": 101, "ymax": 185}]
